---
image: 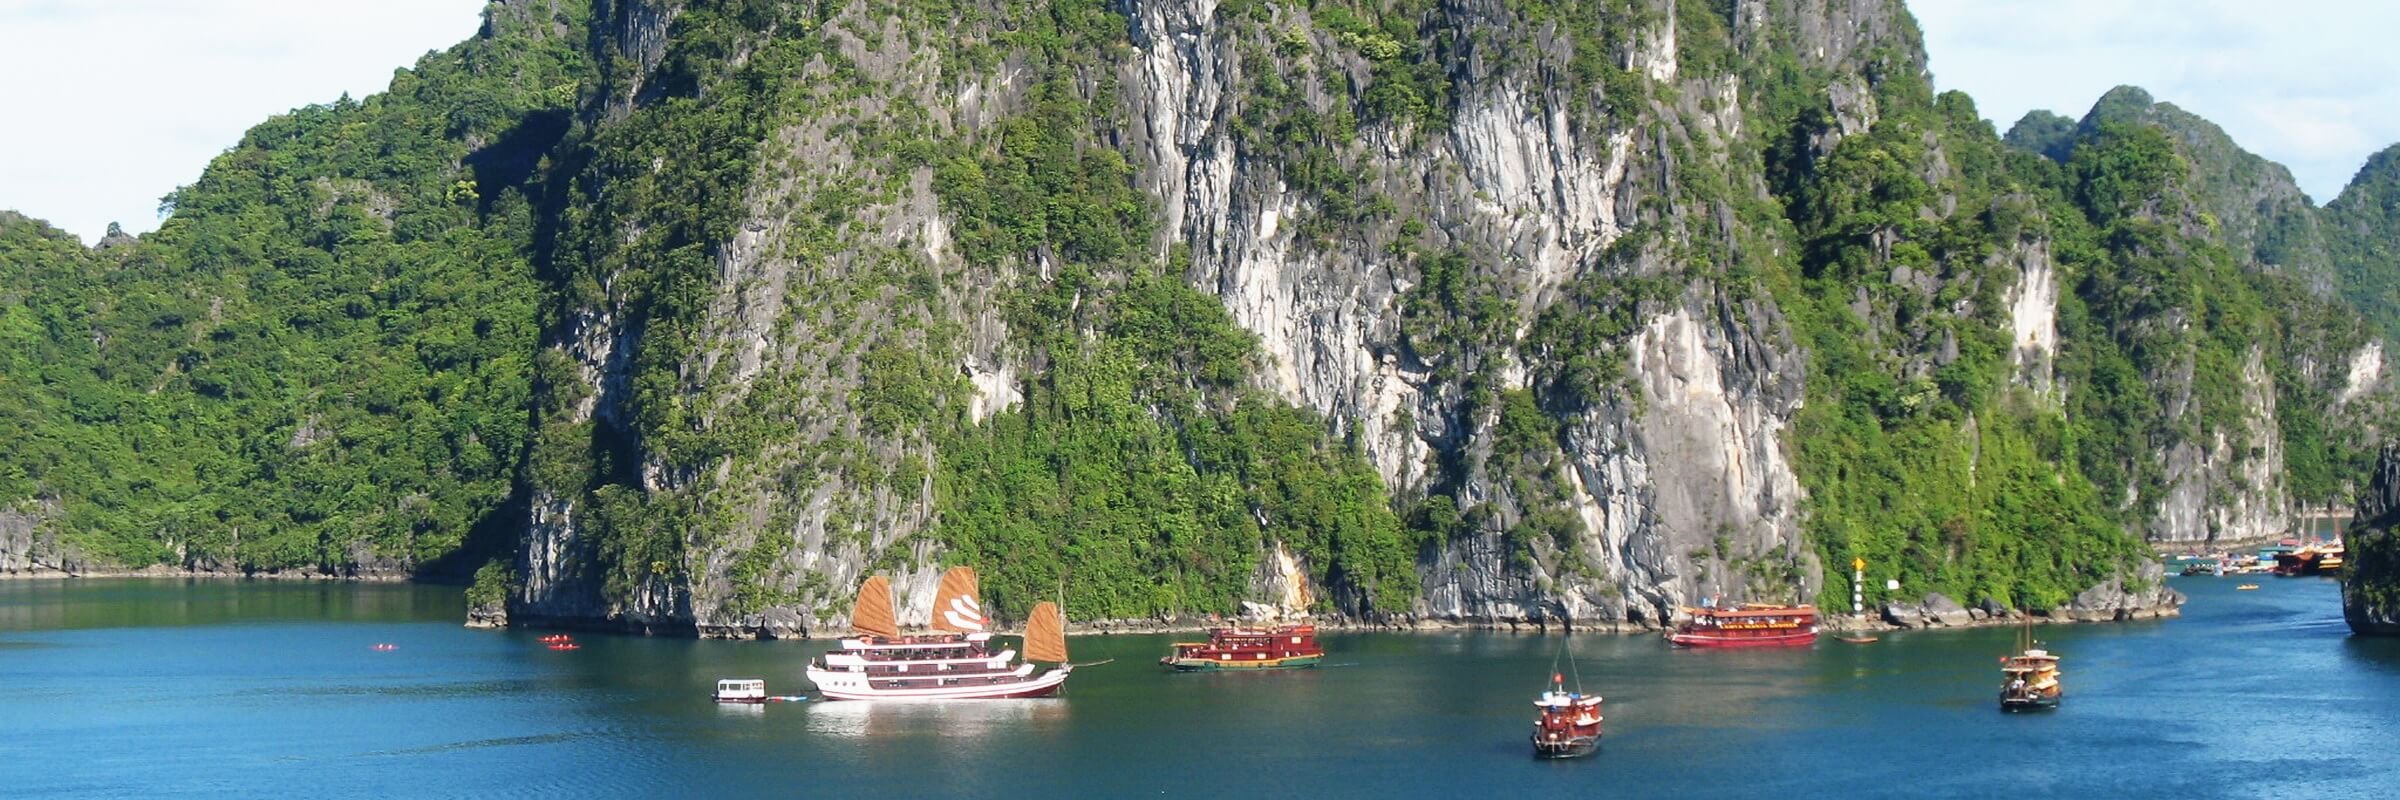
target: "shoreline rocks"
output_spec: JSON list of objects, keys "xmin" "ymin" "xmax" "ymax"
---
[{"xmin": 0, "ymin": 565, "xmax": 412, "ymax": 582}]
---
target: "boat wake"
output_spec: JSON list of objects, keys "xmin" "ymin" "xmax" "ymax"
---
[{"xmin": 354, "ymin": 731, "xmax": 602, "ymax": 758}]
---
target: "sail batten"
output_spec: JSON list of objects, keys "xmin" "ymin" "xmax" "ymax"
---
[
  {"xmin": 932, "ymin": 566, "xmax": 986, "ymax": 633},
  {"xmin": 1024, "ymin": 601, "xmax": 1068, "ymax": 663},
  {"xmin": 851, "ymin": 575, "xmax": 899, "ymax": 638}
]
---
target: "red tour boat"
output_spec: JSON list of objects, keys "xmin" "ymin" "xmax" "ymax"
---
[
  {"xmin": 1161, "ymin": 625, "xmax": 1324, "ymax": 671},
  {"xmin": 1531, "ymin": 671, "xmax": 1603, "ymax": 759},
  {"xmin": 1667, "ymin": 604, "xmax": 1818, "ymax": 647},
  {"xmin": 805, "ymin": 567, "xmax": 1077, "ymax": 701}
]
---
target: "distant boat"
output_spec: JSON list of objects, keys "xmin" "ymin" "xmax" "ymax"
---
[
  {"xmin": 714, "ymin": 679, "xmax": 769, "ymax": 703},
  {"xmin": 805, "ymin": 567, "xmax": 1078, "ymax": 700},
  {"xmin": 2236, "ymin": 584, "xmax": 2260, "ymax": 591},
  {"xmin": 2255, "ymin": 542, "xmax": 2298, "ymax": 572},
  {"xmin": 1668, "ymin": 604, "xmax": 1818, "ymax": 648},
  {"xmin": 1161, "ymin": 624, "xmax": 1324, "ymax": 671},
  {"xmin": 2272, "ymin": 540, "xmax": 2345, "ymax": 576},
  {"xmin": 1835, "ymin": 635, "xmax": 1880, "ymax": 644},
  {"xmin": 1998, "ymin": 620, "xmax": 2061, "ymax": 712},
  {"xmin": 1529, "ymin": 662, "xmax": 1603, "ymax": 759},
  {"xmin": 2317, "ymin": 544, "xmax": 2346, "ymax": 574},
  {"xmin": 712, "ymin": 678, "xmax": 804, "ymax": 703}
]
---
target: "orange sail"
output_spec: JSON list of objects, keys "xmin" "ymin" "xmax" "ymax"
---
[
  {"xmin": 850, "ymin": 575, "xmax": 899, "ymax": 638},
  {"xmin": 932, "ymin": 566, "xmax": 987, "ymax": 633},
  {"xmin": 1023, "ymin": 601, "xmax": 1068, "ymax": 664}
]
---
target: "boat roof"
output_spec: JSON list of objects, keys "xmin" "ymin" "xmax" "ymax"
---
[
  {"xmin": 1207, "ymin": 624, "xmax": 1315, "ymax": 636},
  {"xmin": 842, "ymin": 633, "xmax": 990, "ymax": 650},
  {"xmin": 1534, "ymin": 692, "xmax": 1603, "ymax": 708},
  {"xmin": 1684, "ymin": 604, "xmax": 1817, "ymax": 618}
]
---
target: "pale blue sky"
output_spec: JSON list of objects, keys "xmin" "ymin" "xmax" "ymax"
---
[
  {"xmin": 0, "ymin": 1, "xmax": 2393, "ymax": 243},
  {"xmin": 0, "ymin": 0, "xmax": 486, "ymax": 243}
]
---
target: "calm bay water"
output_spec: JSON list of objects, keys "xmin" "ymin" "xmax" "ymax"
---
[{"xmin": 3, "ymin": 577, "xmax": 2395, "ymax": 798}]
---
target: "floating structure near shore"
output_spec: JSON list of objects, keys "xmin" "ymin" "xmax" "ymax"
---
[
  {"xmin": 712, "ymin": 679, "xmax": 805, "ymax": 704},
  {"xmin": 1668, "ymin": 604, "xmax": 1818, "ymax": 647},
  {"xmin": 1161, "ymin": 624, "xmax": 1323, "ymax": 671}
]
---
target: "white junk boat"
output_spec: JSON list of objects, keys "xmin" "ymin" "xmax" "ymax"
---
[{"xmin": 805, "ymin": 567, "xmax": 1075, "ymax": 701}]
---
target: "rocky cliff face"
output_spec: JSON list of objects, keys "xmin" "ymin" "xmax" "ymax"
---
[
  {"xmin": 2345, "ymin": 443, "xmax": 2400, "ymax": 635},
  {"xmin": 0, "ymin": 504, "xmax": 67, "ymax": 575},
  {"xmin": 26, "ymin": 0, "xmax": 2392, "ymax": 629},
  {"xmin": 500, "ymin": 0, "xmax": 2192, "ymax": 634},
  {"xmin": 1118, "ymin": 0, "xmax": 1823, "ymax": 624}
]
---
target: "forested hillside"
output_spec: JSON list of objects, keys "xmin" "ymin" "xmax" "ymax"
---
[
  {"xmin": 0, "ymin": 2, "xmax": 589, "ymax": 574},
  {"xmin": 2, "ymin": 0, "xmax": 2394, "ymax": 634}
]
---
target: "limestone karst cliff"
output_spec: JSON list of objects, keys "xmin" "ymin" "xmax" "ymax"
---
[
  {"xmin": 5, "ymin": 0, "xmax": 2395, "ymax": 634},
  {"xmin": 2345, "ymin": 443, "xmax": 2400, "ymax": 635}
]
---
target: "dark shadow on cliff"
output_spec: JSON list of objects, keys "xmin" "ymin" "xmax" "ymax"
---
[
  {"xmin": 415, "ymin": 491, "xmax": 531, "ymax": 585},
  {"xmin": 466, "ymin": 109, "xmax": 574, "ymax": 217}
]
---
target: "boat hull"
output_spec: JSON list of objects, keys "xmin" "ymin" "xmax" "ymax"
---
[
  {"xmin": 807, "ymin": 665, "xmax": 1072, "ymax": 701},
  {"xmin": 1668, "ymin": 629, "xmax": 1817, "ymax": 648},
  {"xmin": 1532, "ymin": 735, "xmax": 1601, "ymax": 759},
  {"xmin": 2000, "ymin": 694, "xmax": 2061, "ymax": 711},
  {"xmin": 1162, "ymin": 654, "xmax": 1322, "ymax": 671}
]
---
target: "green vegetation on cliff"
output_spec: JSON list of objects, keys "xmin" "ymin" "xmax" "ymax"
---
[
  {"xmin": 0, "ymin": 5, "xmax": 589, "ymax": 572},
  {"xmin": 2327, "ymin": 145, "xmax": 2400, "ymax": 342},
  {"xmin": 1749, "ymin": 65, "xmax": 2148, "ymax": 608},
  {"xmin": 924, "ymin": 2, "xmax": 1422, "ymax": 619}
]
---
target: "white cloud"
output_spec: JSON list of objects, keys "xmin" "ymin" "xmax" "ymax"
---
[
  {"xmin": 0, "ymin": 0, "xmax": 487, "ymax": 243},
  {"xmin": 1913, "ymin": 0, "xmax": 2400, "ymax": 204}
]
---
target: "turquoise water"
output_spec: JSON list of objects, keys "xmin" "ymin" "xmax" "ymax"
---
[{"xmin": 3, "ymin": 576, "xmax": 2394, "ymax": 798}]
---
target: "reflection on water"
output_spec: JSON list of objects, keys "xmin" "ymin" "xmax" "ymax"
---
[
  {"xmin": 713, "ymin": 702, "xmax": 768, "ymax": 718},
  {"xmin": 0, "ymin": 578, "xmax": 463, "ymax": 631},
  {"xmin": 359, "ymin": 731, "xmax": 604, "ymax": 757},
  {"xmin": 2339, "ymin": 633, "xmax": 2400, "ymax": 675},
  {"xmin": 803, "ymin": 698, "xmax": 1069, "ymax": 738}
]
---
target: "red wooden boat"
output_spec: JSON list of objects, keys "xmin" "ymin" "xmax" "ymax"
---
[
  {"xmin": 1667, "ymin": 604, "xmax": 1818, "ymax": 647},
  {"xmin": 1530, "ymin": 672, "xmax": 1603, "ymax": 758},
  {"xmin": 1161, "ymin": 625, "xmax": 1324, "ymax": 670},
  {"xmin": 805, "ymin": 568, "xmax": 1077, "ymax": 701}
]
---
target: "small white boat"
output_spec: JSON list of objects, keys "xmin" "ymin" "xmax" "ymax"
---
[{"xmin": 714, "ymin": 678, "xmax": 769, "ymax": 703}]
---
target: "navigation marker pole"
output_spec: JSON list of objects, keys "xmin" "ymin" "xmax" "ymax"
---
[{"xmin": 1851, "ymin": 557, "xmax": 1866, "ymax": 618}]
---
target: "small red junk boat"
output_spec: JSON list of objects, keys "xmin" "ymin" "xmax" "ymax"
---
[
  {"xmin": 1667, "ymin": 604, "xmax": 1818, "ymax": 648},
  {"xmin": 1531, "ymin": 671, "xmax": 1603, "ymax": 759},
  {"xmin": 805, "ymin": 567, "xmax": 1078, "ymax": 701},
  {"xmin": 1161, "ymin": 625, "xmax": 1324, "ymax": 671}
]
